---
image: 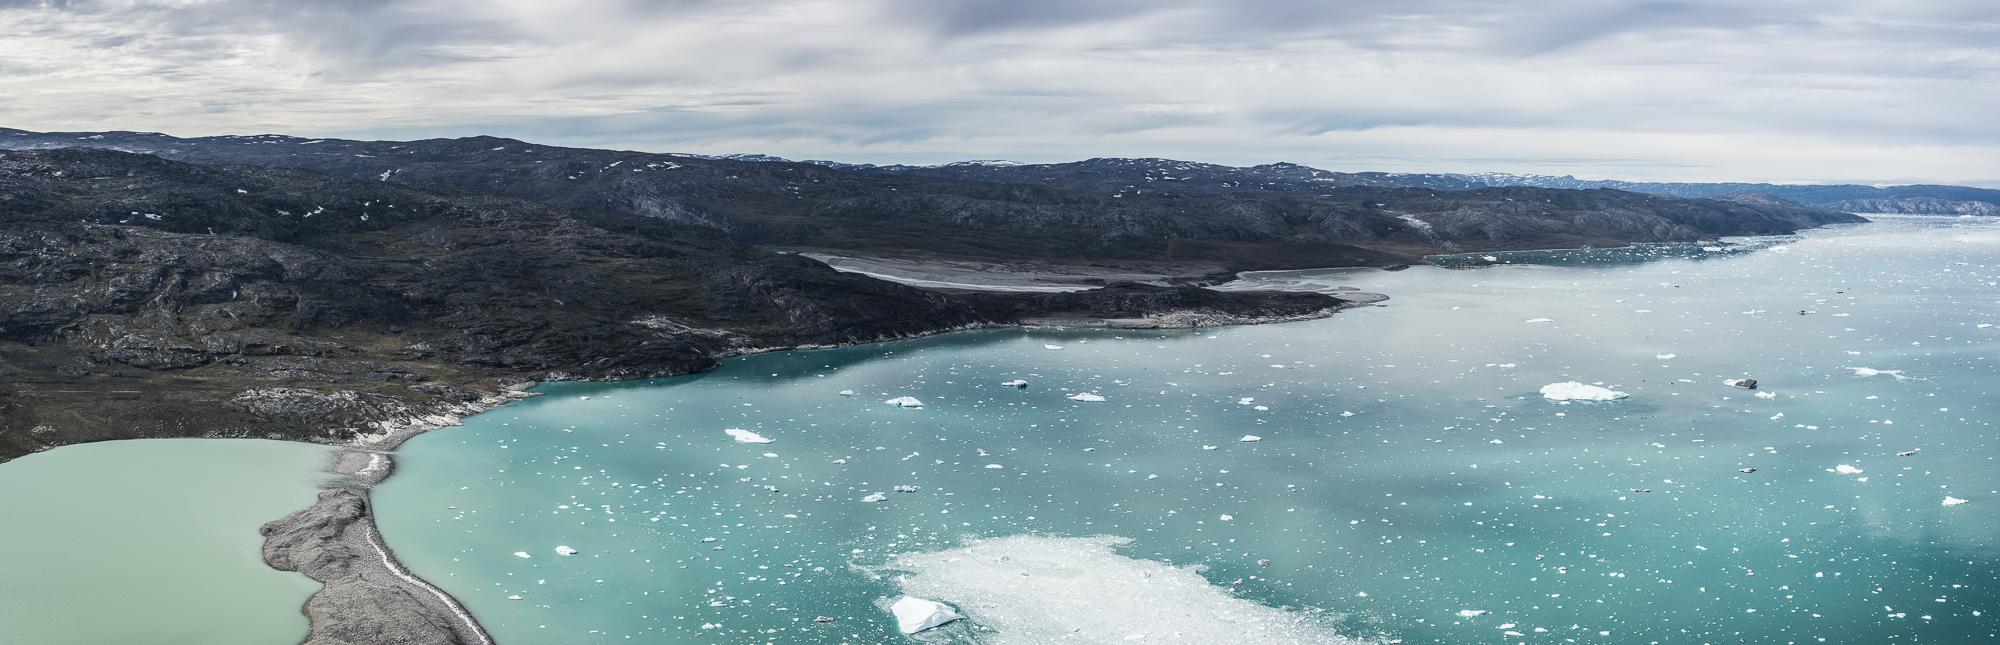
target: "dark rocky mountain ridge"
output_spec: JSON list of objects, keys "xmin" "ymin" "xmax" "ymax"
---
[
  {"xmin": 0, "ymin": 148, "xmax": 1342, "ymax": 462},
  {"xmin": 0, "ymin": 128, "xmax": 1865, "ymax": 271}
]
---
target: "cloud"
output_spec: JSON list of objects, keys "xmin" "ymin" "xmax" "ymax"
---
[{"xmin": 0, "ymin": 0, "xmax": 1994, "ymax": 183}]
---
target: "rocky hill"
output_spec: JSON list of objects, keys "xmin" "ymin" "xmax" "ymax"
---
[
  {"xmin": 0, "ymin": 129, "xmax": 1865, "ymax": 271},
  {"xmin": 0, "ymin": 148, "xmax": 1342, "ymax": 462}
]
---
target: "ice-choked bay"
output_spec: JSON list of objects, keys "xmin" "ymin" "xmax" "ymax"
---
[{"xmin": 374, "ymin": 216, "xmax": 2000, "ymax": 643}]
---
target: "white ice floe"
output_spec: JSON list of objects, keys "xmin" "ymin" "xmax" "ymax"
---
[
  {"xmin": 1044, "ymin": 344, "xmax": 1065, "ymax": 350},
  {"xmin": 1001, "ymin": 379, "xmax": 1029, "ymax": 388},
  {"xmin": 1832, "ymin": 464, "xmax": 1864, "ymax": 475},
  {"xmin": 724, "ymin": 428, "xmax": 774, "ymax": 444},
  {"xmin": 879, "ymin": 535, "xmax": 1367, "ymax": 643},
  {"xmin": 555, "ymin": 545, "xmax": 578, "ymax": 556},
  {"xmin": 1524, "ymin": 318, "xmax": 1556, "ymax": 324},
  {"xmin": 862, "ymin": 492, "xmax": 888, "ymax": 503},
  {"xmin": 1849, "ymin": 367, "xmax": 1907, "ymax": 379},
  {"xmin": 1240, "ymin": 435, "xmax": 1263, "ymax": 442},
  {"xmin": 1539, "ymin": 382, "xmax": 1629, "ymax": 402},
  {"xmin": 1482, "ymin": 255, "xmax": 1500, "ymax": 262},
  {"xmin": 1067, "ymin": 392, "xmax": 1106, "ymax": 402},
  {"xmin": 1943, "ymin": 496, "xmax": 1969, "ymax": 507},
  {"xmin": 512, "ymin": 551, "xmax": 532, "ymax": 559},
  {"xmin": 885, "ymin": 396, "xmax": 925, "ymax": 408},
  {"xmin": 1655, "ymin": 353, "xmax": 1677, "ymax": 360},
  {"xmin": 838, "ymin": 389, "xmax": 855, "ymax": 396},
  {"xmin": 1457, "ymin": 609, "xmax": 1489, "ymax": 618},
  {"xmin": 1723, "ymin": 378, "xmax": 1756, "ymax": 389},
  {"xmin": 889, "ymin": 596, "xmax": 962, "ymax": 635},
  {"xmin": 1755, "ymin": 391, "xmax": 1777, "ymax": 399}
]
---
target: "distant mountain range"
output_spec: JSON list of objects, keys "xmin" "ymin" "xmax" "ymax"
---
[{"xmin": 0, "ymin": 128, "xmax": 1866, "ymax": 271}]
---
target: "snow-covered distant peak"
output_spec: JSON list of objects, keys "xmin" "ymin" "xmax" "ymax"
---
[{"xmin": 935, "ymin": 159, "xmax": 1023, "ymax": 168}]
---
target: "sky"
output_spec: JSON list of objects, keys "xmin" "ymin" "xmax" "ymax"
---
[{"xmin": 1, "ymin": 0, "xmax": 1996, "ymax": 185}]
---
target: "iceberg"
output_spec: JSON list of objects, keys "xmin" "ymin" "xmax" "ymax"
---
[
  {"xmin": 889, "ymin": 596, "xmax": 962, "ymax": 635},
  {"xmin": 885, "ymin": 396, "xmax": 925, "ymax": 408},
  {"xmin": 1066, "ymin": 392, "xmax": 1106, "ymax": 402},
  {"xmin": 1539, "ymin": 382, "xmax": 1629, "ymax": 402},
  {"xmin": 1943, "ymin": 496, "xmax": 1969, "ymax": 507},
  {"xmin": 555, "ymin": 545, "xmax": 578, "ymax": 556},
  {"xmin": 724, "ymin": 428, "xmax": 774, "ymax": 444},
  {"xmin": 1239, "ymin": 434, "xmax": 1263, "ymax": 442},
  {"xmin": 1833, "ymin": 464, "xmax": 1863, "ymax": 475},
  {"xmin": 1001, "ymin": 379, "xmax": 1029, "ymax": 388}
]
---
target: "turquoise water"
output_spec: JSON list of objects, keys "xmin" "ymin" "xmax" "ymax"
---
[
  {"xmin": 376, "ymin": 216, "xmax": 2000, "ymax": 643},
  {"xmin": 0, "ymin": 439, "xmax": 330, "ymax": 644}
]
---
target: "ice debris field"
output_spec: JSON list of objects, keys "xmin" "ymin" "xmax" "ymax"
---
[{"xmin": 373, "ymin": 217, "xmax": 1999, "ymax": 643}]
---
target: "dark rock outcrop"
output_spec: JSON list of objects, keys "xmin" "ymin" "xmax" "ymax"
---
[{"xmin": 0, "ymin": 148, "xmax": 1345, "ymax": 462}]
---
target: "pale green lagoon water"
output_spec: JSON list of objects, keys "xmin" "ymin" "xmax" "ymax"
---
[
  {"xmin": 0, "ymin": 438, "xmax": 330, "ymax": 644},
  {"xmin": 376, "ymin": 216, "xmax": 2000, "ymax": 643}
]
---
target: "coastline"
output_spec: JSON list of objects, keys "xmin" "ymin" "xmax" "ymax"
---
[{"xmin": 255, "ymin": 295, "xmax": 1377, "ymax": 644}]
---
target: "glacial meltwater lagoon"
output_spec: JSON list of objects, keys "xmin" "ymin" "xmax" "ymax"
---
[
  {"xmin": 0, "ymin": 439, "xmax": 329, "ymax": 644},
  {"xmin": 371, "ymin": 216, "xmax": 2000, "ymax": 644}
]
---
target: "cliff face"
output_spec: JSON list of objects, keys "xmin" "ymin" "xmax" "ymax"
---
[
  {"xmin": 0, "ymin": 148, "xmax": 1344, "ymax": 462},
  {"xmin": 0, "ymin": 129, "xmax": 1865, "ymax": 270}
]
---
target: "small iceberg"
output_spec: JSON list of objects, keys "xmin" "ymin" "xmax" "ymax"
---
[
  {"xmin": 724, "ymin": 428, "xmax": 774, "ymax": 444},
  {"xmin": 838, "ymin": 389, "xmax": 855, "ymax": 396},
  {"xmin": 1723, "ymin": 378, "xmax": 1758, "ymax": 389},
  {"xmin": 885, "ymin": 396, "xmax": 925, "ymax": 408},
  {"xmin": 1524, "ymin": 318, "xmax": 1556, "ymax": 324},
  {"xmin": 1849, "ymin": 367, "xmax": 1906, "ymax": 379},
  {"xmin": 1001, "ymin": 379, "xmax": 1029, "ymax": 388},
  {"xmin": 1540, "ymin": 382, "xmax": 1629, "ymax": 402},
  {"xmin": 1067, "ymin": 392, "xmax": 1106, "ymax": 402},
  {"xmin": 512, "ymin": 551, "xmax": 531, "ymax": 559},
  {"xmin": 1832, "ymin": 464, "xmax": 1863, "ymax": 475},
  {"xmin": 862, "ymin": 492, "xmax": 888, "ymax": 503},
  {"xmin": 1457, "ymin": 609, "xmax": 1489, "ymax": 618},
  {"xmin": 1943, "ymin": 496, "xmax": 1970, "ymax": 507},
  {"xmin": 1043, "ymin": 344, "xmax": 1064, "ymax": 350},
  {"xmin": 1239, "ymin": 435, "xmax": 1263, "ymax": 442},
  {"xmin": 555, "ymin": 545, "xmax": 578, "ymax": 556},
  {"xmin": 890, "ymin": 596, "xmax": 962, "ymax": 634}
]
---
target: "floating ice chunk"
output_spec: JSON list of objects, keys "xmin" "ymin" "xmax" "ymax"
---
[
  {"xmin": 984, "ymin": 464, "xmax": 1004, "ymax": 469},
  {"xmin": 885, "ymin": 396, "xmax": 925, "ymax": 408},
  {"xmin": 1655, "ymin": 353, "xmax": 1677, "ymax": 360},
  {"xmin": 1832, "ymin": 464, "xmax": 1863, "ymax": 475},
  {"xmin": 1723, "ymin": 378, "xmax": 1758, "ymax": 389},
  {"xmin": 889, "ymin": 596, "xmax": 962, "ymax": 635},
  {"xmin": 1237, "ymin": 397, "xmax": 1256, "ymax": 405},
  {"xmin": 555, "ymin": 545, "xmax": 578, "ymax": 556},
  {"xmin": 1849, "ymin": 367, "xmax": 1906, "ymax": 379},
  {"xmin": 1481, "ymin": 255, "xmax": 1499, "ymax": 262},
  {"xmin": 512, "ymin": 551, "xmax": 532, "ymax": 559},
  {"xmin": 1755, "ymin": 391, "xmax": 1776, "ymax": 399},
  {"xmin": 1943, "ymin": 496, "xmax": 1969, "ymax": 507},
  {"xmin": 1897, "ymin": 449, "xmax": 1920, "ymax": 457},
  {"xmin": 1067, "ymin": 392, "xmax": 1106, "ymax": 402},
  {"xmin": 1524, "ymin": 318, "xmax": 1556, "ymax": 324},
  {"xmin": 879, "ymin": 535, "xmax": 1365, "ymax": 643},
  {"xmin": 724, "ymin": 428, "xmax": 774, "ymax": 444},
  {"xmin": 1218, "ymin": 514, "xmax": 1233, "ymax": 521},
  {"xmin": 1458, "ymin": 609, "xmax": 1489, "ymax": 618},
  {"xmin": 1044, "ymin": 344, "xmax": 1065, "ymax": 350},
  {"xmin": 838, "ymin": 389, "xmax": 855, "ymax": 396},
  {"xmin": 1540, "ymin": 382, "xmax": 1629, "ymax": 402},
  {"xmin": 862, "ymin": 492, "xmax": 888, "ymax": 503},
  {"xmin": 1239, "ymin": 435, "xmax": 1263, "ymax": 442},
  {"xmin": 1001, "ymin": 379, "xmax": 1029, "ymax": 388}
]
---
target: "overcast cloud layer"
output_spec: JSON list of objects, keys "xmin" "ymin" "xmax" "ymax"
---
[{"xmin": 1, "ymin": 0, "xmax": 1996, "ymax": 184}]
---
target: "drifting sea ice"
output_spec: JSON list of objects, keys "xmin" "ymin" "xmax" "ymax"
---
[
  {"xmin": 1943, "ymin": 496, "xmax": 1970, "ymax": 507},
  {"xmin": 880, "ymin": 535, "xmax": 1367, "ymax": 644},
  {"xmin": 889, "ymin": 597, "xmax": 962, "ymax": 635},
  {"xmin": 885, "ymin": 396, "xmax": 925, "ymax": 408},
  {"xmin": 723, "ymin": 428, "xmax": 774, "ymax": 444},
  {"xmin": 1066, "ymin": 392, "xmax": 1106, "ymax": 402},
  {"xmin": 1539, "ymin": 382, "xmax": 1629, "ymax": 402}
]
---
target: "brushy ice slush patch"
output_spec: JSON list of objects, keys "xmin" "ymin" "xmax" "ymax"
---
[{"xmin": 876, "ymin": 535, "xmax": 1377, "ymax": 644}]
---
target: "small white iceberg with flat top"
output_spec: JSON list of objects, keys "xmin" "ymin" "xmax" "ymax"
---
[
  {"xmin": 1001, "ymin": 379, "xmax": 1029, "ymax": 388},
  {"xmin": 885, "ymin": 396, "xmax": 924, "ymax": 408},
  {"xmin": 724, "ymin": 428, "xmax": 774, "ymax": 444},
  {"xmin": 1832, "ymin": 464, "xmax": 1863, "ymax": 475},
  {"xmin": 555, "ymin": 545, "xmax": 578, "ymax": 556},
  {"xmin": 1239, "ymin": 434, "xmax": 1263, "ymax": 442},
  {"xmin": 890, "ymin": 596, "xmax": 962, "ymax": 634},
  {"xmin": 1943, "ymin": 496, "xmax": 1969, "ymax": 507},
  {"xmin": 1067, "ymin": 392, "xmax": 1106, "ymax": 402},
  {"xmin": 1540, "ymin": 382, "xmax": 1629, "ymax": 402}
]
